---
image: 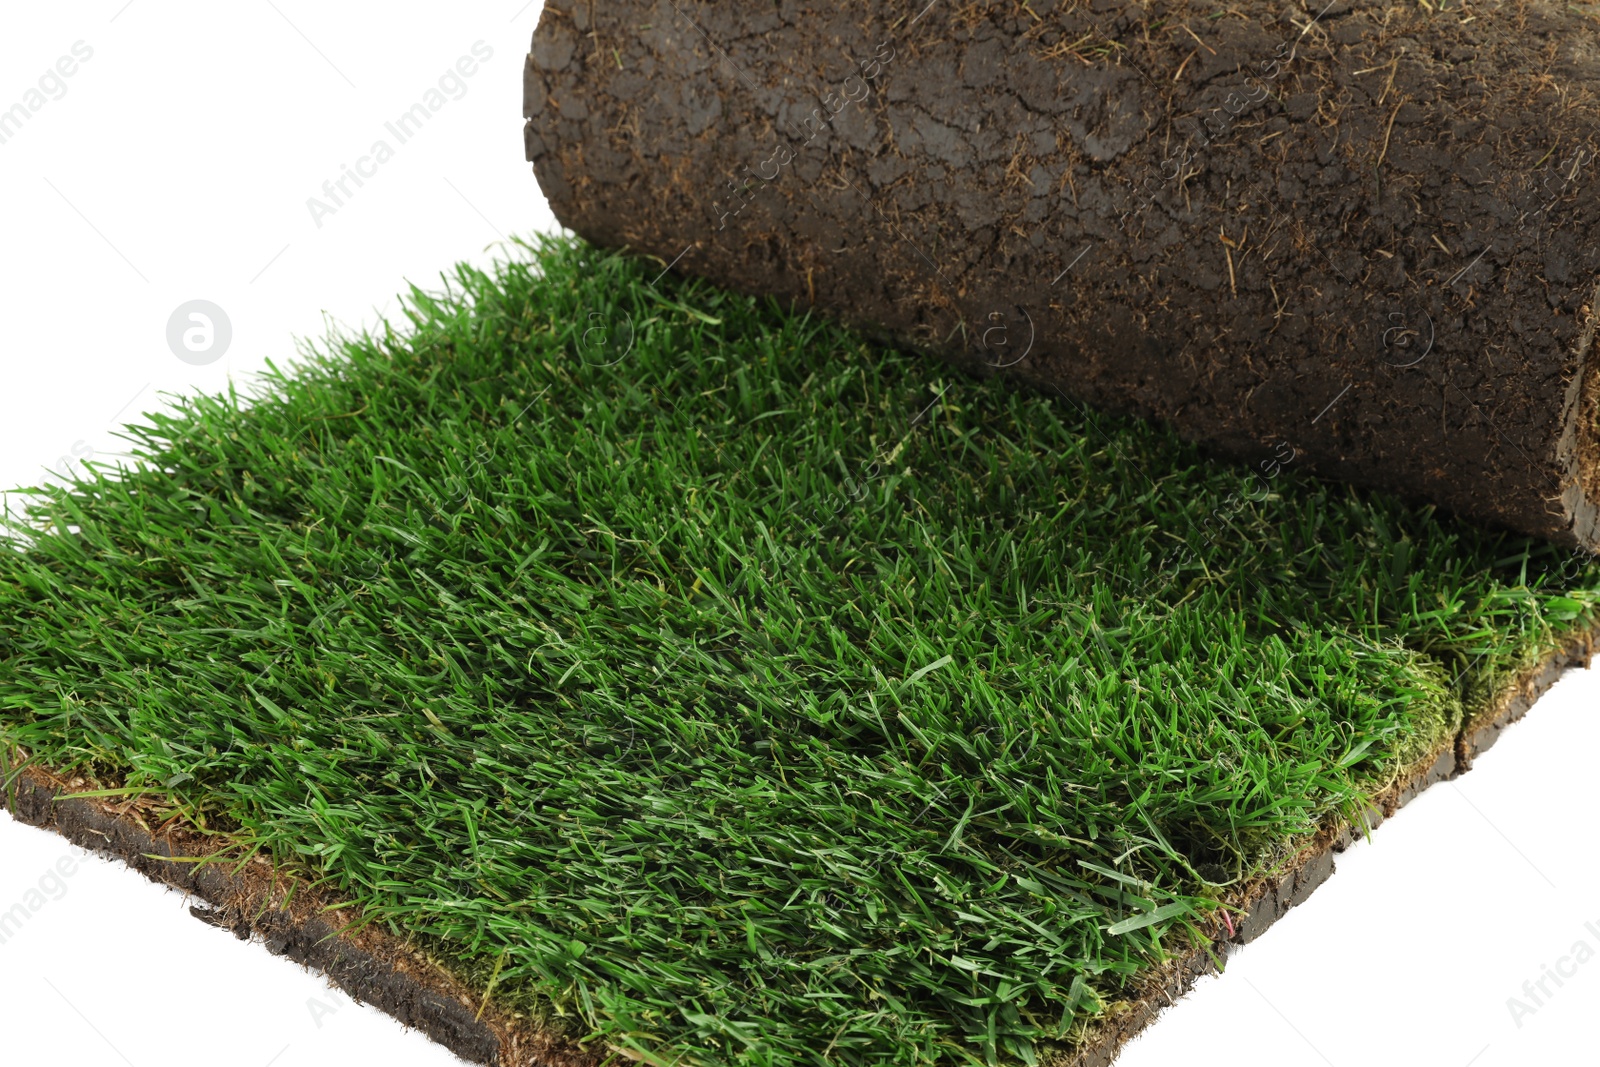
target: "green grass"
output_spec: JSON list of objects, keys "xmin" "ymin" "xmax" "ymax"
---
[{"xmin": 2, "ymin": 234, "xmax": 1596, "ymax": 1066}]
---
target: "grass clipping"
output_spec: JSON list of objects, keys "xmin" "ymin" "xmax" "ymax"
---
[{"xmin": 2, "ymin": 236, "xmax": 1598, "ymax": 1067}]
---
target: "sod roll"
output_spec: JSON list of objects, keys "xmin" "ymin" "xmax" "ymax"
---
[{"xmin": 524, "ymin": 1, "xmax": 1600, "ymax": 550}]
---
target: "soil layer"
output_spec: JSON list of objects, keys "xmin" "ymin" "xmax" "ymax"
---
[
  {"xmin": 524, "ymin": 0, "xmax": 1600, "ymax": 548},
  {"xmin": 5, "ymin": 625, "xmax": 1593, "ymax": 1067}
]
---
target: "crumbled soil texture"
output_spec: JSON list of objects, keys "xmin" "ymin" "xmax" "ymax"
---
[
  {"xmin": 525, "ymin": 0, "xmax": 1600, "ymax": 548},
  {"xmin": 4, "ymin": 238, "xmax": 1599, "ymax": 1067}
]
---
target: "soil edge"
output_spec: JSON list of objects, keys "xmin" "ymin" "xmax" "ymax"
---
[{"xmin": 3, "ymin": 624, "xmax": 1595, "ymax": 1067}]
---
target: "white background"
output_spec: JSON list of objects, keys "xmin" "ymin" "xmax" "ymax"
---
[{"xmin": 0, "ymin": 4, "xmax": 1594, "ymax": 1064}]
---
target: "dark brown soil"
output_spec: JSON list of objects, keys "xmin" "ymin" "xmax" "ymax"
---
[
  {"xmin": 524, "ymin": 0, "xmax": 1600, "ymax": 549},
  {"xmin": 4, "ymin": 623, "xmax": 1593, "ymax": 1067}
]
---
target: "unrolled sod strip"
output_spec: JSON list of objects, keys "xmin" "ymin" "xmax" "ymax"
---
[{"xmin": 524, "ymin": 0, "xmax": 1600, "ymax": 549}]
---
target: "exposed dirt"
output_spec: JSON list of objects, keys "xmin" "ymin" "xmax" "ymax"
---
[
  {"xmin": 525, "ymin": 0, "xmax": 1600, "ymax": 548},
  {"xmin": 3, "ymin": 621, "xmax": 1593, "ymax": 1067}
]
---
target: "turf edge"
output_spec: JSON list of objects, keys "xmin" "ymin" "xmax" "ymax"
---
[
  {"xmin": 0, "ymin": 759, "xmax": 596, "ymax": 1067},
  {"xmin": 1057, "ymin": 621, "xmax": 1600, "ymax": 1067},
  {"xmin": 2, "ymin": 623, "xmax": 1593, "ymax": 1067}
]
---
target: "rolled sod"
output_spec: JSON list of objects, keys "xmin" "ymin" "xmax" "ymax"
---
[
  {"xmin": 523, "ymin": 0, "xmax": 1600, "ymax": 550},
  {"xmin": 3, "ymin": 238, "xmax": 1599, "ymax": 1066}
]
